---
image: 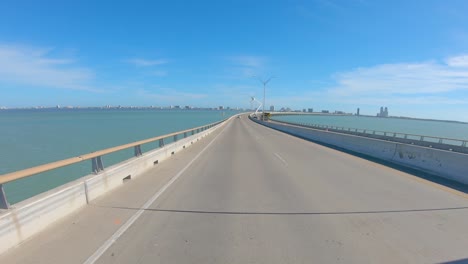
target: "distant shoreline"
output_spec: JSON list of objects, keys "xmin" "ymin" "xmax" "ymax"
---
[
  {"xmin": 358, "ymin": 114, "xmax": 468, "ymax": 125},
  {"xmin": 270, "ymin": 112, "xmax": 468, "ymax": 124},
  {"xmin": 0, "ymin": 107, "xmax": 243, "ymax": 112}
]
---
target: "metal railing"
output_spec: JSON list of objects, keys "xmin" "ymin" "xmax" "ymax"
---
[
  {"xmin": 269, "ymin": 118, "xmax": 468, "ymax": 153},
  {"xmin": 0, "ymin": 119, "xmax": 227, "ymax": 209}
]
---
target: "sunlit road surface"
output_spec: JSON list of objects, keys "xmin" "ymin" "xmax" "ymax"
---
[{"xmin": 2, "ymin": 115, "xmax": 468, "ymax": 264}]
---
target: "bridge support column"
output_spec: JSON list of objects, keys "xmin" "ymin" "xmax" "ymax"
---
[
  {"xmin": 92, "ymin": 156, "xmax": 104, "ymax": 174},
  {"xmin": 0, "ymin": 184, "xmax": 9, "ymax": 209},
  {"xmin": 134, "ymin": 145, "xmax": 142, "ymax": 157}
]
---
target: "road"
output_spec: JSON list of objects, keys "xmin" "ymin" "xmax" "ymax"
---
[{"xmin": 1, "ymin": 115, "xmax": 468, "ymax": 263}]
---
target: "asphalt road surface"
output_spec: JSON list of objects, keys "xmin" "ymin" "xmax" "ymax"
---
[{"xmin": 2, "ymin": 115, "xmax": 468, "ymax": 264}]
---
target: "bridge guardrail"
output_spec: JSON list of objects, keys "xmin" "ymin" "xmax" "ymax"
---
[
  {"xmin": 0, "ymin": 118, "xmax": 227, "ymax": 209},
  {"xmin": 268, "ymin": 118, "xmax": 468, "ymax": 154}
]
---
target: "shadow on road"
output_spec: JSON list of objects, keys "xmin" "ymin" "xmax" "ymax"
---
[
  {"xmin": 440, "ymin": 258, "xmax": 468, "ymax": 264},
  {"xmin": 96, "ymin": 205, "xmax": 468, "ymax": 216}
]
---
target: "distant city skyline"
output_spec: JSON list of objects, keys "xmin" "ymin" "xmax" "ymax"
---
[
  {"xmin": 1, "ymin": 1, "xmax": 468, "ymax": 121},
  {"xmin": 0, "ymin": 105, "xmax": 245, "ymax": 111},
  {"xmin": 0, "ymin": 104, "xmax": 386, "ymax": 117}
]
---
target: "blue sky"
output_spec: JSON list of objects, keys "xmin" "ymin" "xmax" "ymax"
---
[{"xmin": 1, "ymin": 0, "xmax": 468, "ymax": 121}]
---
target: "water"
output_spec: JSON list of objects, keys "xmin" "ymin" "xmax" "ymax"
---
[
  {"xmin": 3, "ymin": 110, "xmax": 467, "ymax": 204},
  {"xmin": 0, "ymin": 109, "xmax": 240, "ymax": 204},
  {"xmin": 272, "ymin": 114, "xmax": 468, "ymax": 141}
]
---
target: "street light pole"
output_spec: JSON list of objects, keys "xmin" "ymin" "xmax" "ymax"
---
[
  {"xmin": 256, "ymin": 76, "xmax": 274, "ymax": 121},
  {"xmin": 263, "ymin": 82, "xmax": 266, "ymax": 116}
]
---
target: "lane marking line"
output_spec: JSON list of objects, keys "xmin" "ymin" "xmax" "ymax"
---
[
  {"xmin": 83, "ymin": 121, "xmax": 230, "ymax": 264},
  {"xmin": 274, "ymin": 153, "xmax": 288, "ymax": 166}
]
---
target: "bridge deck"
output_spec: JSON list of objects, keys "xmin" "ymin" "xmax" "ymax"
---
[{"xmin": 1, "ymin": 115, "xmax": 467, "ymax": 263}]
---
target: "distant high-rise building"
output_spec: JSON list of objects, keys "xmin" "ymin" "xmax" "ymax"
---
[
  {"xmin": 377, "ymin": 106, "xmax": 388, "ymax": 117},
  {"xmin": 303, "ymin": 109, "xmax": 306, "ymax": 112},
  {"xmin": 218, "ymin": 106, "xmax": 224, "ymax": 110},
  {"xmin": 357, "ymin": 108, "xmax": 360, "ymax": 116},
  {"xmin": 270, "ymin": 105, "xmax": 274, "ymax": 111},
  {"xmin": 308, "ymin": 108, "xmax": 313, "ymax": 113}
]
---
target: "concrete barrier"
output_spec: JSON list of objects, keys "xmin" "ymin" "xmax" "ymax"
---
[
  {"xmin": 271, "ymin": 119, "xmax": 468, "ymax": 154},
  {"xmin": 0, "ymin": 120, "xmax": 226, "ymax": 255},
  {"xmin": 85, "ymin": 135, "xmax": 200, "ymax": 201},
  {"xmin": 252, "ymin": 117, "xmax": 468, "ymax": 185}
]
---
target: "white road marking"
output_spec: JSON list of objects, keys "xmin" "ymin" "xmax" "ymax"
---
[
  {"xmin": 83, "ymin": 121, "xmax": 230, "ymax": 264},
  {"xmin": 274, "ymin": 153, "xmax": 288, "ymax": 166}
]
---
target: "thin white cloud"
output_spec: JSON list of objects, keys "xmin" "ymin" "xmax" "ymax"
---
[
  {"xmin": 137, "ymin": 88, "xmax": 207, "ymax": 102},
  {"xmin": 264, "ymin": 56, "xmax": 468, "ymax": 117},
  {"xmin": 224, "ymin": 55, "xmax": 268, "ymax": 79},
  {"xmin": 150, "ymin": 70, "xmax": 168, "ymax": 77},
  {"xmin": 446, "ymin": 55, "xmax": 468, "ymax": 67},
  {"xmin": 328, "ymin": 55, "xmax": 468, "ymax": 103},
  {"xmin": 228, "ymin": 55, "xmax": 265, "ymax": 68},
  {"xmin": 0, "ymin": 44, "xmax": 97, "ymax": 91},
  {"xmin": 315, "ymin": 0, "xmax": 344, "ymax": 11},
  {"xmin": 214, "ymin": 84, "xmax": 260, "ymax": 100},
  {"xmin": 327, "ymin": 94, "xmax": 468, "ymax": 106},
  {"xmin": 126, "ymin": 58, "xmax": 168, "ymax": 67}
]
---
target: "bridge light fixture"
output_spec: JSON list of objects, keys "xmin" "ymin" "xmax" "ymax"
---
[{"xmin": 253, "ymin": 75, "xmax": 275, "ymax": 121}]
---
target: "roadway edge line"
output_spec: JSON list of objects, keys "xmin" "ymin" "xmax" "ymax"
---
[{"xmin": 83, "ymin": 120, "xmax": 231, "ymax": 264}]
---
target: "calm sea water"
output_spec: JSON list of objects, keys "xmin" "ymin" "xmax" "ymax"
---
[
  {"xmin": 273, "ymin": 114, "xmax": 468, "ymax": 140},
  {"xmin": 3, "ymin": 110, "xmax": 468, "ymax": 204},
  {"xmin": 0, "ymin": 109, "xmax": 240, "ymax": 204}
]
